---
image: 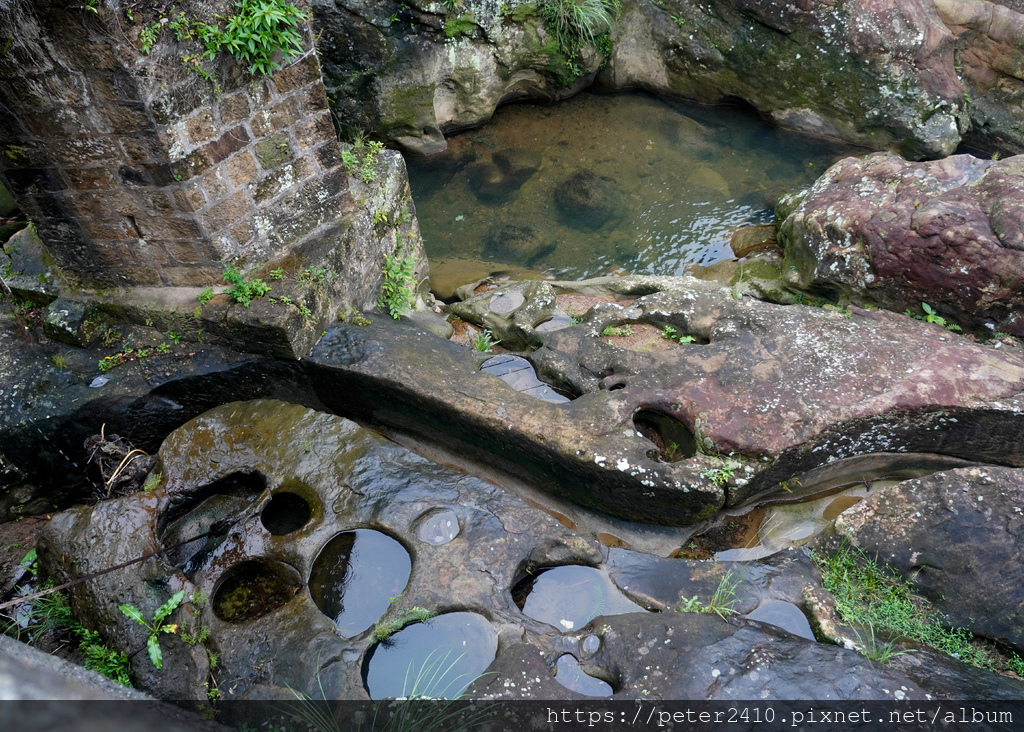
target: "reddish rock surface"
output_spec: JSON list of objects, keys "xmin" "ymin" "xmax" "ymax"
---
[{"xmin": 781, "ymin": 152, "xmax": 1024, "ymax": 335}]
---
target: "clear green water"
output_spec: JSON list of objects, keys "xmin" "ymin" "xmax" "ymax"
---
[{"xmin": 406, "ymin": 92, "xmax": 859, "ymax": 282}]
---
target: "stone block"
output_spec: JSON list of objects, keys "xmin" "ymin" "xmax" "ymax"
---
[
  {"xmin": 115, "ymin": 265, "xmax": 162, "ymax": 286},
  {"xmin": 137, "ymin": 216, "xmax": 204, "ymax": 241},
  {"xmin": 65, "ymin": 192, "xmax": 113, "ymax": 219},
  {"xmin": 161, "ymin": 265, "xmax": 223, "ymax": 287},
  {"xmin": 139, "ymin": 191, "xmax": 176, "ymax": 217},
  {"xmin": 65, "ymin": 167, "xmax": 118, "ymax": 192},
  {"xmin": 185, "ymin": 109, "xmax": 218, "ymax": 145},
  {"xmin": 5, "ymin": 168, "xmax": 67, "ymax": 196},
  {"xmin": 229, "ymin": 219, "xmax": 254, "ymax": 248},
  {"xmin": 42, "ymin": 298, "xmax": 107, "ymax": 347},
  {"xmin": 201, "ymin": 190, "xmax": 250, "ymax": 234},
  {"xmin": 172, "ymin": 149, "xmax": 214, "ymax": 180},
  {"xmin": 202, "ymin": 125, "xmax": 251, "ymax": 166},
  {"xmin": 22, "ymin": 109, "xmax": 93, "ymax": 138},
  {"xmin": 105, "ymin": 190, "xmax": 143, "ymax": 218},
  {"xmin": 201, "ymin": 167, "xmax": 232, "ymax": 203},
  {"xmin": 51, "ymin": 136, "xmax": 118, "ymax": 165},
  {"xmin": 104, "ymin": 103, "xmax": 151, "ymax": 135},
  {"xmin": 251, "ymin": 98, "xmax": 301, "ymax": 136},
  {"xmin": 173, "ymin": 186, "xmax": 207, "ymax": 213},
  {"xmin": 118, "ymin": 135, "xmax": 164, "ymax": 165},
  {"xmin": 226, "ymin": 151, "xmax": 258, "ymax": 188},
  {"xmin": 273, "ymin": 55, "xmax": 319, "ymax": 94},
  {"xmin": 251, "ymin": 158, "xmax": 314, "ymax": 205},
  {"xmin": 220, "ymin": 91, "xmax": 251, "ymax": 125},
  {"xmin": 255, "ymin": 134, "xmax": 294, "ymax": 170},
  {"xmin": 298, "ymin": 84, "xmax": 330, "ymax": 114},
  {"xmin": 80, "ymin": 217, "xmax": 137, "ymax": 241},
  {"xmin": 91, "ymin": 70, "xmax": 140, "ymax": 104},
  {"xmin": 161, "ymin": 239, "xmax": 202, "ymax": 265},
  {"xmin": 295, "ymin": 112, "xmax": 336, "ymax": 151},
  {"xmin": 250, "ymin": 80, "xmax": 274, "ymax": 108},
  {"xmin": 313, "ymin": 143, "xmax": 344, "ymax": 173},
  {"xmin": 116, "ymin": 238, "xmax": 172, "ymax": 267}
]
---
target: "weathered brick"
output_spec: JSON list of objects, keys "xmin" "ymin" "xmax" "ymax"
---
[
  {"xmin": 90, "ymin": 70, "xmax": 140, "ymax": 104},
  {"xmin": 104, "ymin": 102, "xmax": 152, "ymax": 135},
  {"xmin": 252, "ymin": 157, "xmax": 315, "ymax": 205},
  {"xmin": 250, "ymin": 80, "xmax": 274, "ymax": 108},
  {"xmin": 251, "ymin": 97, "xmax": 301, "ymax": 136},
  {"xmin": 116, "ymin": 238, "xmax": 172, "ymax": 267},
  {"xmin": 86, "ymin": 241, "xmax": 128, "ymax": 267},
  {"xmin": 80, "ymin": 217, "xmax": 137, "ymax": 241},
  {"xmin": 254, "ymin": 134, "xmax": 294, "ymax": 170},
  {"xmin": 117, "ymin": 163, "xmax": 176, "ymax": 187},
  {"xmin": 230, "ymin": 219, "xmax": 254, "ymax": 247},
  {"xmin": 226, "ymin": 151, "xmax": 258, "ymax": 187},
  {"xmin": 65, "ymin": 191, "xmax": 113, "ymax": 219},
  {"xmin": 272, "ymin": 54, "xmax": 319, "ymax": 94},
  {"xmin": 5, "ymin": 168, "xmax": 67, "ymax": 195},
  {"xmin": 172, "ymin": 148, "xmax": 214, "ymax": 181},
  {"xmin": 105, "ymin": 190, "xmax": 143, "ymax": 218},
  {"xmin": 219, "ymin": 91, "xmax": 251, "ymax": 125},
  {"xmin": 201, "ymin": 125, "xmax": 251, "ymax": 166},
  {"xmin": 174, "ymin": 186, "xmax": 207, "ymax": 213},
  {"xmin": 201, "ymin": 167, "xmax": 232, "ymax": 203},
  {"xmin": 65, "ymin": 167, "xmax": 118, "ymax": 191},
  {"xmin": 137, "ymin": 216, "xmax": 204, "ymax": 241},
  {"xmin": 297, "ymin": 83, "xmax": 330, "ymax": 114},
  {"xmin": 22, "ymin": 108, "xmax": 93, "ymax": 138},
  {"xmin": 115, "ymin": 265, "xmax": 162, "ymax": 286},
  {"xmin": 51, "ymin": 136, "xmax": 119, "ymax": 165},
  {"xmin": 139, "ymin": 190, "xmax": 177, "ymax": 216},
  {"xmin": 119, "ymin": 135, "xmax": 164, "ymax": 164},
  {"xmin": 294, "ymin": 112, "xmax": 337, "ymax": 151},
  {"xmin": 313, "ymin": 143, "xmax": 344, "ymax": 172},
  {"xmin": 201, "ymin": 190, "xmax": 250, "ymax": 233},
  {"xmin": 185, "ymin": 109, "xmax": 218, "ymax": 145},
  {"xmin": 161, "ymin": 239, "xmax": 203, "ymax": 265},
  {"xmin": 162, "ymin": 265, "xmax": 223, "ymax": 287}
]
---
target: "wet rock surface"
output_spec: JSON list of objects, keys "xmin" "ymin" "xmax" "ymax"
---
[
  {"xmin": 36, "ymin": 400, "xmax": 1024, "ymax": 704},
  {"xmin": 315, "ymin": 0, "xmax": 974, "ymax": 157},
  {"xmin": 339, "ymin": 275, "xmax": 1024, "ymax": 525},
  {"xmin": 830, "ymin": 465, "xmax": 1024, "ymax": 651},
  {"xmin": 780, "ymin": 152, "xmax": 1024, "ymax": 335}
]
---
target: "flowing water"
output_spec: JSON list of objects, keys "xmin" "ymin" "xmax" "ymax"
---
[{"xmin": 407, "ymin": 91, "xmax": 860, "ymax": 284}]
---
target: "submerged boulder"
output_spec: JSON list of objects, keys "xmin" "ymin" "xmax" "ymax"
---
[
  {"xmin": 779, "ymin": 152, "xmax": 1024, "ymax": 335},
  {"xmin": 554, "ymin": 170, "xmax": 623, "ymax": 230}
]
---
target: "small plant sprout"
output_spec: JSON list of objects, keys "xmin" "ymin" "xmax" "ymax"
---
[
  {"xmin": 905, "ymin": 302, "xmax": 962, "ymax": 332},
  {"xmin": 378, "ymin": 235, "xmax": 418, "ymax": 319},
  {"xmin": 119, "ymin": 589, "xmax": 186, "ymax": 670},
  {"xmin": 471, "ymin": 329, "xmax": 501, "ymax": 353},
  {"xmin": 601, "ymin": 323, "xmax": 634, "ymax": 337},
  {"xmin": 677, "ymin": 567, "xmax": 743, "ymax": 620}
]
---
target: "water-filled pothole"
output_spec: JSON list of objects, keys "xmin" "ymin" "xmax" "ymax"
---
[
  {"xmin": 414, "ymin": 508, "xmax": 461, "ymax": 545},
  {"xmin": 213, "ymin": 559, "xmax": 301, "ymax": 623},
  {"xmin": 159, "ymin": 470, "xmax": 266, "ymax": 575},
  {"xmin": 308, "ymin": 529, "xmax": 411, "ymax": 637},
  {"xmin": 260, "ymin": 492, "xmax": 311, "ymax": 536},
  {"xmin": 480, "ymin": 354, "xmax": 572, "ymax": 403},
  {"xmin": 363, "ymin": 612, "xmax": 497, "ymax": 700},
  {"xmin": 513, "ymin": 565, "xmax": 646, "ymax": 632},
  {"xmin": 632, "ymin": 409, "xmax": 697, "ymax": 462},
  {"xmin": 555, "ymin": 654, "xmax": 613, "ymax": 697},
  {"xmin": 745, "ymin": 600, "xmax": 815, "ymax": 641}
]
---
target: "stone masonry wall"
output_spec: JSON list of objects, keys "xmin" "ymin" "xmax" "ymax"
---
[{"xmin": 0, "ymin": 0, "xmax": 353, "ymax": 289}]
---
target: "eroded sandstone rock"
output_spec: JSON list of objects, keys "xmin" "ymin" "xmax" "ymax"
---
[{"xmin": 779, "ymin": 152, "xmax": 1024, "ymax": 335}]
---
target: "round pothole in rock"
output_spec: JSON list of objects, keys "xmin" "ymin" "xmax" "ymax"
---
[
  {"xmin": 555, "ymin": 654, "xmax": 613, "ymax": 697},
  {"xmin": 364, "ymin": 612, "xmax": 497, "ymax": 700},
  {"xmin": 480, "ymin": 354, "xmax": 571, "ymax": 403},
  {"xmin": 213, "ymin": 559, "xmax": 301, "ymax": 623},
  {"xmin": 632, "ymin": 409, "xmax": 697, "ymax": 462},
  {"xmin": 745, "ymin": 600, "xmax": 815, "ymax": 641},
  {"xmin": 309, "ymin": 530, "xmax": 411, "ymax": 637},
  {"xmin": 260, "ymin": 492, "xmax": 312, "ymax": 536},
  {"xmin": 415, "ymin": 509, "xmax": 461, "ymax": 545},
  {"xmin": 514, "ymin": 565, "xmax": 646, "ymax": 632},
  {"xmin": 488, "ymin": 290, "xmax": 525, "ymax": 313}
]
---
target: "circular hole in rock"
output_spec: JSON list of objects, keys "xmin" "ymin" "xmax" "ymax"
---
[
  {"xmin": 632, "ymin": 408, "xmax": 697, "ymax": 462},
  {"xmin": 513, "ymin": 565, "xmax": 645, "ymax": 632},
  {"xmin": 364, "ymin": 612, "xmax": 497, "ymax": 700},
  {"xmin": 309, "ymin": 530, "xmax": 411, "ymax": 638},
  {"xmin": 555, "ymin": 654, "xmax": 613, "ymax": 697},
  {"xmin": 415, "ymin": 508, "xmax": 461, "ymax": 546},
  {"xmin": 745, "ymin": 600, "xmax": 815, "ymax": 641},
  {"xmin": 213, "ymin": 559, "xmax": 301, "ymax": 623},
  {"xmin": 260, "ymin": 492, "xmax": 312, "ymax": 536}
]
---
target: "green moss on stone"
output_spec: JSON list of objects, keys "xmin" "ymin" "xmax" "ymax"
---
[
  {"xmin": 255, "ymin": 134, "xmax": 294, "ymax": 170},
  {"xmin": 443, "ymin": 13, "xmax": 477, "ymax": 38}
]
